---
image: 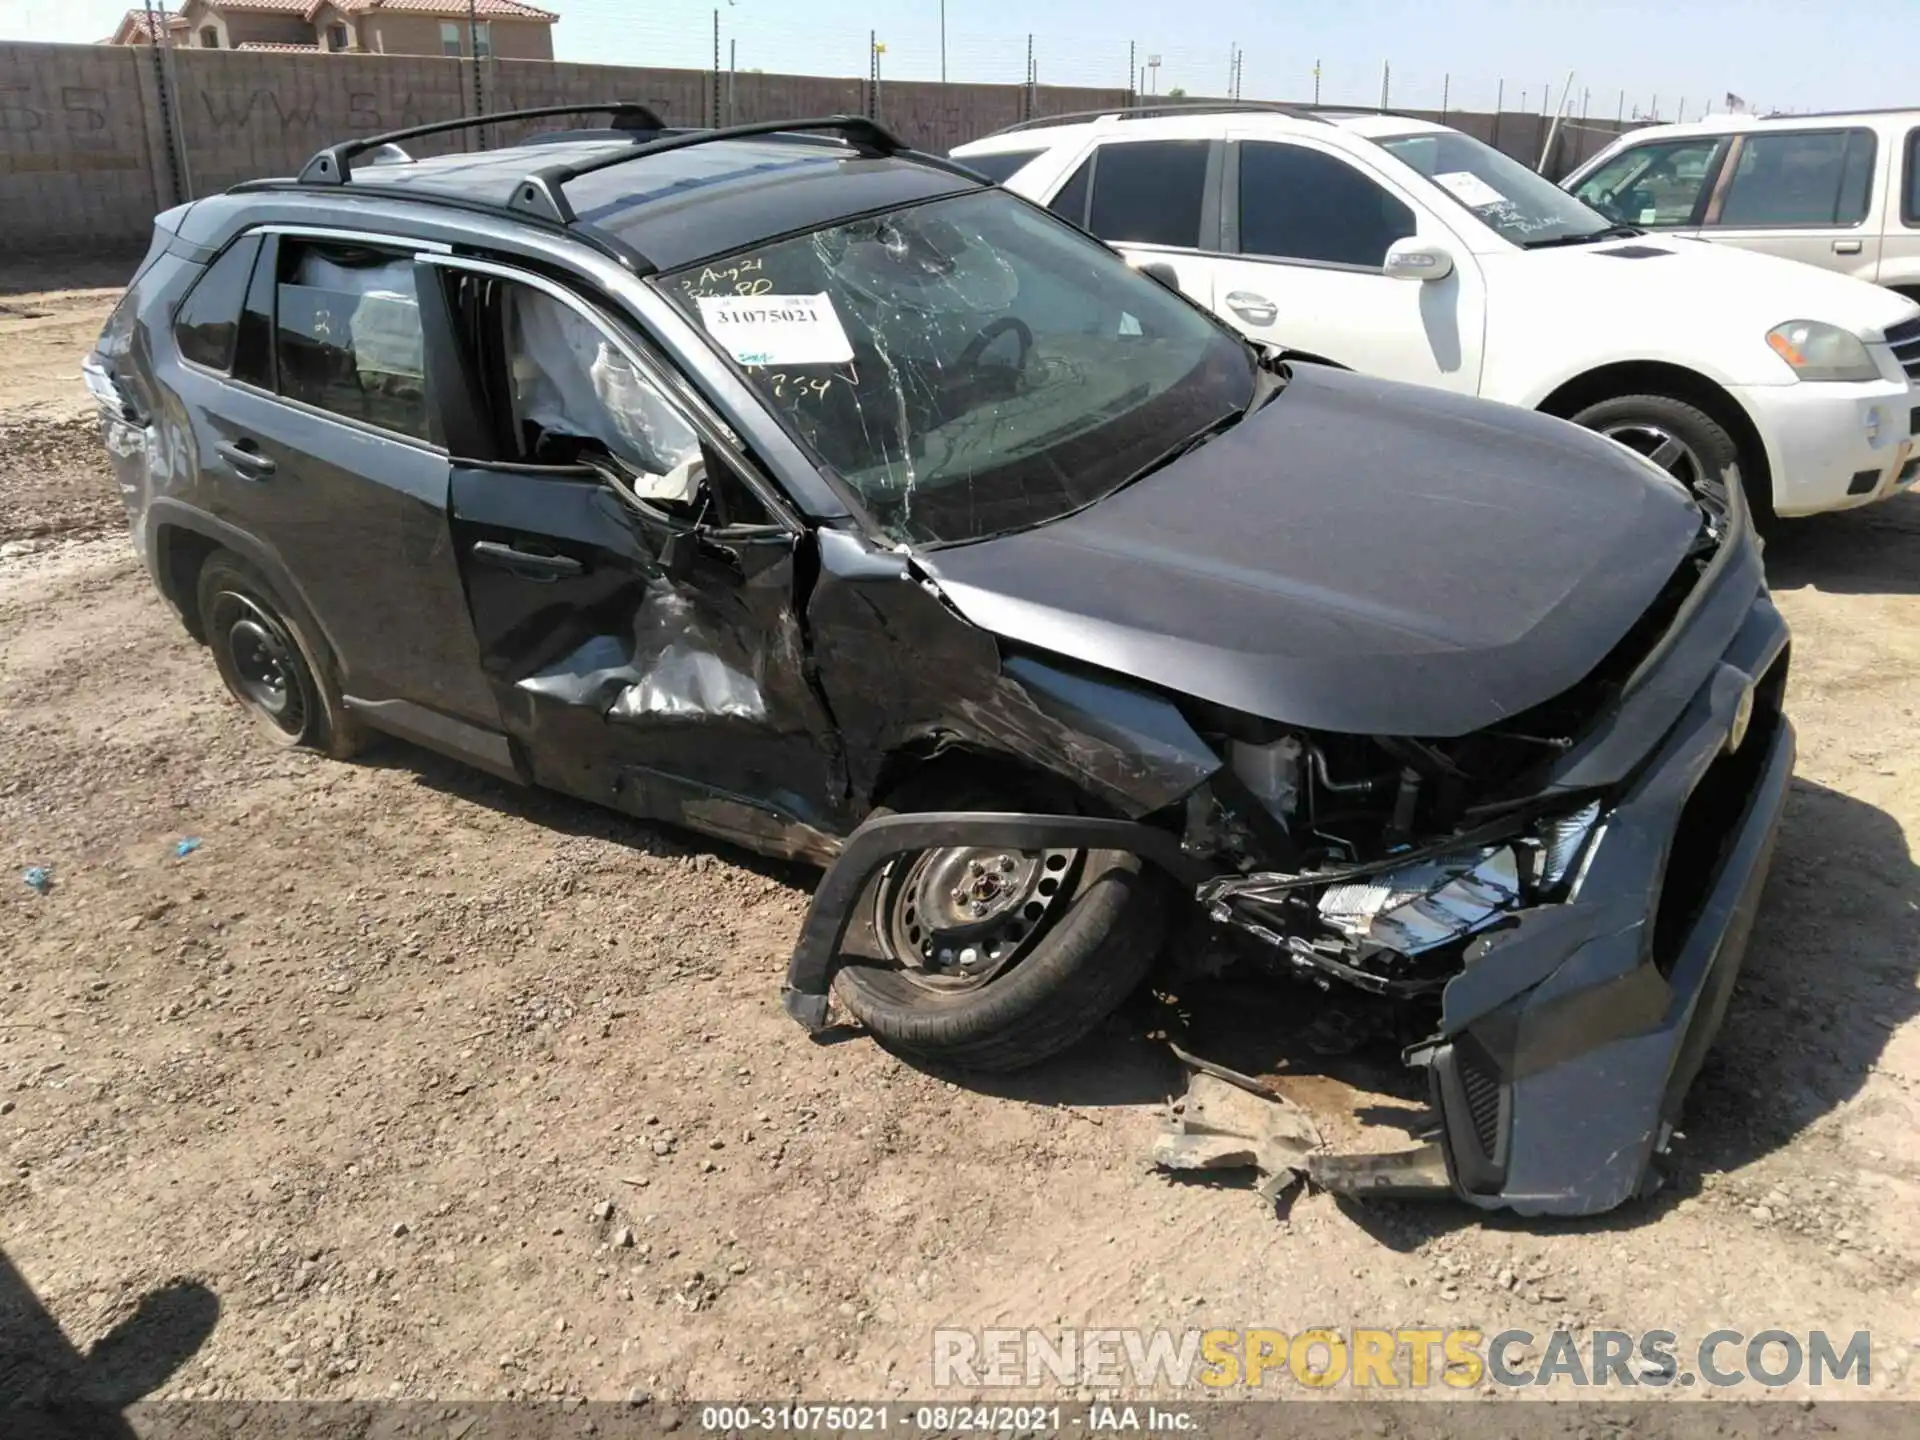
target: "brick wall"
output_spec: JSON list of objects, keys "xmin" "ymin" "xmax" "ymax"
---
[{"xmin": 0, "ymin": 39, "xmax": 1635, "ymax": 257}]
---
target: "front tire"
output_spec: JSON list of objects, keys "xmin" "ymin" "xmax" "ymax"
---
[
  {"xmin": 831, "ymin": 782, "xmax": 1169, "ymax": 1073},
  {"xmin": 197, "ymin": 552, "xmax": 367, "ymax": 760},
  {"xmin": 1570, "ymin": 392, "xmax": 1773, "ymax": 530}
]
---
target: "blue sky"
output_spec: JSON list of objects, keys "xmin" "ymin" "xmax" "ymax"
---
[{"xmin": 15, "ymin": 0, "xmax": 1912, "ymax": 118}]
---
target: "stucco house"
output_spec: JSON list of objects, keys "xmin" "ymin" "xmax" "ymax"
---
[{"xmin": 101, "ymin": 1, "xmax": 558, "ymax": 59}]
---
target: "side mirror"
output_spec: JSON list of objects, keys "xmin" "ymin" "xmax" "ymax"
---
[{"xmin": 1383, "ymin": 238, "xmax": 1455, "ymax": 282}]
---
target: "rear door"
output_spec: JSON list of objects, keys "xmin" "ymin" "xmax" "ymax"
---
[
  {"xmin": 1887, "ymin": 124, "xmax": 1920, "ymax": 291},
  {"xmin": 1041, "ymin": 137, "xmax": 1220, "ymax": 311},
  {"xmin": 1699, "ymin": 126, "xmax": 1881, "ymax": 280},
  {"xmin": 170, "ymin": 226, "xmax": 501, "ymax": 726},
  {"xmin": 1212, "ymin": 135, "xmax": 1486, "ymax": 393},
  {"xmin": 420, "ymin": 255, "xmax": 847, "ymax": 856}
]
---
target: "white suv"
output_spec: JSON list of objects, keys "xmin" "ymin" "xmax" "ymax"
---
[
  {"xmin": 1561, "ymin": 110, "xmax": 1920, "ymax": 301},
  {"xmin": 955, "ymin": 105, "xmax": 1920, "ymax": 523}
]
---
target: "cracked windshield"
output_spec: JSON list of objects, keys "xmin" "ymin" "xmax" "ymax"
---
[{"xmin": 659, "ymin": 188, "xmax": 1254, "ymax": 545}]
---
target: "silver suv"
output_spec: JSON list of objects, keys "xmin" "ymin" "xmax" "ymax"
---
[{"xmin": 1563, "ymin": 109, "xmax": 1920, "ymax": 300}]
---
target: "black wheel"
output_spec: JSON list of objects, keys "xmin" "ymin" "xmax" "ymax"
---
[
  {"xmin": 831, "ymin": 780, "xmax": 1170, "ymax": 1073},
  {"xmin": 196, "ymin": 552, "xmax": 367, "ymax": 760},
  {"xmin": 1569, "ymin": 392, "xmax": 1774, "ymax": 531}
]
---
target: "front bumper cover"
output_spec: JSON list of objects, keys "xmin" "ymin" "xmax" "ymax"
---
[{"xmin": 781, "ymin": 587, "xmax": 1793, "ymax": 1219}]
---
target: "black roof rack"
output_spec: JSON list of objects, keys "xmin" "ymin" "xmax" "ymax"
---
[
  {"xmin": 262, "ymin": 109, "xmax": 939, "ymax": 277},
  {"xmin": 296, "ymin": 101, "xmax": 670, "ymax": 184},
  {"xmin": 504, "ymin": 114, "xmax": 909, "ymax": 223},
  {"xmin": 987, "ymin": 100, "xmax": 1328, "ymax": 138}
]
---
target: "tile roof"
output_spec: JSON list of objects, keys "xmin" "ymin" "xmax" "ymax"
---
[
  {"xmin": 109, "ymin": 8, "xmax": 188, "ymax": 41},
  {"xmin": 323, "ymin": 0, "xmax": 558, "ymax": 19}
]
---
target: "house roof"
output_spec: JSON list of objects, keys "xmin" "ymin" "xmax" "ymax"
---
[
  {"xmin": 314, "ymin": 0, "xmax": 559, "ymax": 20},
  {"xmin": 105, "ymin": 8, "xmax": 190, "ymax": 42}
]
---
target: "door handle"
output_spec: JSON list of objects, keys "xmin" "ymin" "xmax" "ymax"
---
[
  {"xmin": 215, "ymin": 440, "xmax": 275, "ymax": 479},
  {"xmin": 470, "ymin": 540, "xmax": 584, "ymax": 580},
  {"xmin": 1833, "ymin": 239, "xmax": 1863, "ymax": 254},
  {"xmin": 1225, "ymin": 290, "xmax": 1279, "ymax": 327}
]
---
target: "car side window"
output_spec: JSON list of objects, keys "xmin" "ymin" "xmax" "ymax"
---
[
  {"xmin": 960, "ymin": 148, "xmax": 1045, "ymax": 184},
  {"xmin": 1572, "ymin": 137, "xmax": 1726, "ymax": 226},
  {"xmin": 1236, "ymin": 142, "xmax": 1416, "ymax": 269},
  {"xmin": 173, "ymin": 235, "xmax": 264, "ymax": 373},
  {"xmin": 273, "ymin": 240, "xmax": 430, "ymax": 441},
  {"xmin": 454, "ymin": 272, "xmax": 769, "ymax": 524},
  {"xmin": 1086, "ymin": 140, "xmax": 1209, "ymax": 248},
  {"xmin": 1907, "ymin": 129, "xmax": 1920, "ymax": 226},
  {"xmin": 1713, "ymin": 129, "xmax": 1875, "ymax": 228},
  {"xmin": 1048, "ymin": 155, "xmax": 1093, "ymax": 226}
]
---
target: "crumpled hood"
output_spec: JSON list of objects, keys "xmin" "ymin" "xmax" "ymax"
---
[
  {"xmin": 917, "ymin": 364, "xmax": 1704, "ymax": 738},
  {"xmin": 1485, "ymin": 235, "xmax": 1920, "ymax": 340}
]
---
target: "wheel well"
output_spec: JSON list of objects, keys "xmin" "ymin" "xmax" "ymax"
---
[
  {"xmin": 1536, "ymin": 361, "xmax": 1772, "ymax": 497},
  {"xmin": 157, "ymin": 526, "xmax": 221, "ymax": 643},
  {"xmin": 867, "ymin": 745, "xmax": 1098, "ymax": 819}
]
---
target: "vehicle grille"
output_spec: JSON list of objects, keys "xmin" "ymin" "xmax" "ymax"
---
[
  {"xmin": 1650, "ymin": 648, "xmax": 1789, "ymax": 976},
  {"xmin": 1458, "ymin": 1043, "xmax": 1504, "ymax": 1161},
  {"xmin": 1885, "ymin": 316, "xmax": 1920, "ymax": 383}
]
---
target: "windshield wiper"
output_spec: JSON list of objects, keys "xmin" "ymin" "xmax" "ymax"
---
[
  {"xmin": 1109, "ymin": 408, "xmax": 1247, "ymax": 496},
  {"xmin": 1520, "ymin": 223, "xmax": 1646, "ymax": 250}
]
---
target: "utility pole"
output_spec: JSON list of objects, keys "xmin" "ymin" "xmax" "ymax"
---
[
  {"xmin": 1677, "ymin": 97, "xmax": 1687, "ymax": 122},
  {"xmin": 469, "ymin": 0, "xmax": 484, "ymax": 146},
  {"xmin": 1025, "ymin": 34, "xmax": 1034, "ymax": 120},
  {"xmin": 142, "ymin": 0, "xmax": 185, "ymax": 200},
  {"xmin": 1380, "ymin": 60, "xmax": 1390, "ymax": 112},
  {"xmin": 1492, "ymin": 78, "xmax": 1504, "ymax": 150},
  {"xmin": 1440, "ymin": 72, "xmax": 1449, "ymax": 118},
  {"xmin": 711, "ymin": 10, "xmax": 721, "ymax": 127},
  {"xmin": 728, "ymin": 38, "xmax": 736, "ymax": 125},
  {"xmin": 1617, "ymin": 89, "xmax": 1625, "ymax": 124},
  {"xmin": 939, "ymin": 0, "xmax": 947, "ymax": 85},
  {"xmin": 1581, "ymin": 87, "xmax": 1590, "ymax": 120},
  {"xmin": 1312, "ymin": 59, "xmax": 1321, "ymax": 105},
  {"xmin": 1127, "ymin": 41, "xmax": 1136, "ymax": 106}
]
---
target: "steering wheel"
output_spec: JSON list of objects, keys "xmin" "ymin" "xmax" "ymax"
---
[{"xmin": 957, "ymin": 316, "xmax": 1035, "ymax": 377}]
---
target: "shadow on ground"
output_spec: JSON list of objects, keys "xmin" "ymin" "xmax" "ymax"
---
[
  {"xmin": 1763, "ymin": 492, "xmax": 1920, "ymax": 596},
  {"xmin": 0, "ymin": 1249, "xmax": 217, "ymax": 1436}
]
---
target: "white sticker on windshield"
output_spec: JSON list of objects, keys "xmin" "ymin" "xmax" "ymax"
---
[
  {"xmin": 1433, "ymin": 170, "xmax": 1508, "ymax": 209},
  {"xmin": 695, "ymin": 293, "xmax": 853, "ymax": 366}
]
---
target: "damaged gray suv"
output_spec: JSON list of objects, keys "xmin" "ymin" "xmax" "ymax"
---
[{"xmin": 87, "ymin": 106, "xmax": 1793, "ymax": 1217}]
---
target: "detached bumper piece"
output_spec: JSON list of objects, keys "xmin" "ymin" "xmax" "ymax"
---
[{"xmin": 1417, "ymin": 616, "xmax": 1794, "ymax": 1216}]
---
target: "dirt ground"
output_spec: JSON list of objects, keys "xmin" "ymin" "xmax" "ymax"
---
[{"xmin": 3, "ymin": 275, "xmax": 1919, "ymax": 1415}]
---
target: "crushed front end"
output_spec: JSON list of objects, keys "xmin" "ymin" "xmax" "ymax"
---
[{"xmin": 1185, "ymin": 481, "xmax": 1793, "ymax": 1215}]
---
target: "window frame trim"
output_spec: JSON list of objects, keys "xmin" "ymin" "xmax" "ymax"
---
[
  {"xmin": 1701, "ymin": 125, "xmax": 1880, "ymax": 232},
  {"xmin": 418, "ymin": 251, "xmax": 806, "ymax": 536}
]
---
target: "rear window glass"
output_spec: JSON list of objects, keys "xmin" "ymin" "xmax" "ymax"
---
[
  {"xmin": 1087, "ymin": 140, "xmax": 1209, "ymax": 248},
  {"xmin": 174, "ymin": 235, "xmax": 263, "ymax": 373},
  {"xmin": 1903, "ymin": 128, "xmax": 1920, "ymax": 225},
  {"xmin": 1048, "ymin": 156, "xmax": 1093, "ymax": 226},
  {"xmin": 959, "ymin": 148, "xmax": 1044, "ymax": 184},
  {"xmin": 274, "ymin": 241, "xmax": 430, "ymax": 441}
]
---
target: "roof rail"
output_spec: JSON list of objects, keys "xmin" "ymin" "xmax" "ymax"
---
[
  {"xmin": 986, "ymin": 100, "xmax": 1328, "ymax": 138},
  {"xmin": 504, "ymin": 114, "xmax": 909, "ymax": 224},
  {"xmin": 297, "ymin": 101, "xmax": 669, "ymax": 184},
  {"xmin": 1757, "ymin": 105, "xmax": 1916, "ymax": 121}
]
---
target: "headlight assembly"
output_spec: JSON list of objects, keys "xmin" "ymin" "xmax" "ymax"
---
[{"xmin": 1766, "ymin": 320, "xmax": 1881, "ymax": 383}]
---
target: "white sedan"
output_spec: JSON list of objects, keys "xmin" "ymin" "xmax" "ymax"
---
[{"xmin": 955, "ymin": 107, "xmax": 1920, "ymax": 524}]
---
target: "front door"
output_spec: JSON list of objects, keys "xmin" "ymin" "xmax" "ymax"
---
[
  {"xmin": 1212, "ymin": 136, "xmax": 1487, "ymax": 394},
  {"xmin": 423, "ymin": 257, "xmax": 846, "ymax": 857}
]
